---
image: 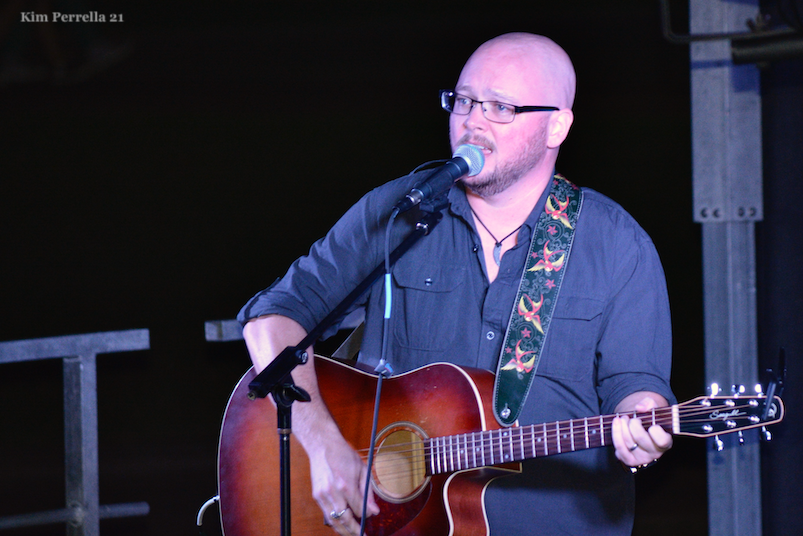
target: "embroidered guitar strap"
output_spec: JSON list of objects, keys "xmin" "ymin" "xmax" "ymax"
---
[{"xmin": 493, "ymin": 174, "xmax": 583, "ymax": 426}]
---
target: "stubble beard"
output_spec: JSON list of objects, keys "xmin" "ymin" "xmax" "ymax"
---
[{"xmin": 458, "ymin": 125, "xmax": 548, "ymax": 198}]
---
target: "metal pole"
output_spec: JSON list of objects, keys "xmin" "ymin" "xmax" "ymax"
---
[{"xmin": 690, "ymin": 1, "xmax": 764, "ymax": 535}]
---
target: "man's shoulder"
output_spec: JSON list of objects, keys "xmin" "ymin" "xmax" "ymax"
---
[{"xmin": 577, "ymin": 187, "xmax": 654, "ymax": 244}]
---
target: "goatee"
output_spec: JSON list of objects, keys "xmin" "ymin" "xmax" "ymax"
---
[{"xmin": 460, "ymin": 126, "xmax": 548, "ymax": 198}]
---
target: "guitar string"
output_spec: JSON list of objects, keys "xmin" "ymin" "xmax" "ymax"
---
[
  {"xmin": 358, "ymin": 401, "xmax": 768, "ymax": 479},
  {"xmin": 353, "ymin": 402, "xmax": 769, "ymax": 480},
  {"xmin": 357, "ymin": 417, "xmax": 672, "ymax": 480},
  {"xmin": 356, "ymin": 403, "xmax": 750, "ymax": 478}
]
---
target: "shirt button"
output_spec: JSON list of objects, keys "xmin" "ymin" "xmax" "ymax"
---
[
  {"xmin": 486, "ymin": 331, "xmax": 495, "ymax": 340},
  {"xmin": 472, "ymin": 244, "xmax": 480, "ymax": 253}
]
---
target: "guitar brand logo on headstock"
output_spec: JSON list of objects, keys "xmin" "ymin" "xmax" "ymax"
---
[{"xmin": 709, "ymin": 409, "xmax": 743, "ymax": 421}]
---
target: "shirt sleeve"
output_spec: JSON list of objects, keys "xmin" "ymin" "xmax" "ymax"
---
[
  {"xmin": 236, "ymin": 174, "xmax": 421, "ymax": 338},
  {"xmin": 595, "ymin": 217, "xmax": 676, "ymax": 415}
]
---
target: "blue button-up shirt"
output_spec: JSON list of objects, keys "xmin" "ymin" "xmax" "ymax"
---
[{"xmin": 239, "ymin": 169, "xmax": 674, "ymax": 534}]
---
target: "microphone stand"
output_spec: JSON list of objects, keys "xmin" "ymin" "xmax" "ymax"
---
[{"xmin": 246, "ymin": 205, "xmax": 446, "ymax": 536}]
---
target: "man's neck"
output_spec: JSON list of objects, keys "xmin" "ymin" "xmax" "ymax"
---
[
  {"xmin": 466, "ymin": 167, "xmax": 553, "ymax": 224},
  {"xmin": 465, "ymin": 166, "xmax": 553, "ymax": 283}
]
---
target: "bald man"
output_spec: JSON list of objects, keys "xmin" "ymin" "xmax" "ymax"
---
[{"xmin": 239, "ymin": 33, "xmax": 674, "ymax": 535}]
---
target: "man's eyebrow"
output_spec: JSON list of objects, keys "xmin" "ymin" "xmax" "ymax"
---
[{"xmin": 455, "ymin": 86, "xmax": 517, "ymax": 103}]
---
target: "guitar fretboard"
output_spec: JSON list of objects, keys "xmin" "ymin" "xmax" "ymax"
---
[{"xmin": 424, "ymin": 408, "xmax": 674, "ymax": 475}]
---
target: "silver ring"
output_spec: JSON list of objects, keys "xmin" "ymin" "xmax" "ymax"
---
[
  {"xmin": 330, "ymin": 508, "xmax": 347, "ymax": 520},
  {"xmin": 629, "ymin": 443, "xmax": 639, "ymax": 452}
]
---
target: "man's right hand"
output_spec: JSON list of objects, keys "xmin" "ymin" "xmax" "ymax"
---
[
  {"xmin": 242, "ymin": 315, "xmax": 379, "ymax": 535},
  {"xmin": 310, "ymin": 433, "xmax": 380, "ymax": 535}
]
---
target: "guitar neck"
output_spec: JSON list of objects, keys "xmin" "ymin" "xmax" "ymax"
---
[
  {"xmin": 424, "ymin": 408, "xmax": 672, "ymax": 475},
  {"xmin": 424, "ymin": 393, "xmax": 784, "ymax": 475}
]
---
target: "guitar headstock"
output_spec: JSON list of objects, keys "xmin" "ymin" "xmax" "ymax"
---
[{"xmin": 675, "ymin": 394, "xmax": 784, "ymax": 438}]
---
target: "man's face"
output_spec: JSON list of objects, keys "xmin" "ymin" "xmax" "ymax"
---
[{"xmin": 448, "ymin": 45, "xmax": 553, "ymax": 197}]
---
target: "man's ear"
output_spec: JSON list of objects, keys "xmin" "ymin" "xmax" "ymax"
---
[{"xmin": 546, "ymin": 108, "xmax": 574, "ymax": 149}]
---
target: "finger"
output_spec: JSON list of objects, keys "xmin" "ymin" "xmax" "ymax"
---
[
  {"xmin": 356, "ymin": 465, "xmax": 380, "ymax": 517},
  {"xmin": 627, "ymin": 417, "xmax": 655, "ymax": 452},
  {"xmin": 647, "ymin": 424, "xmax": 673, "ymax": 451},
  {"xmin": 612, "ymin": 416, "xmax": 638, "ymax": 462},
  {"xmin": 634, "ymin": 396, "xmax": 659, "ymax": 412},
  {"xmin": 334, "ymin": 508, "xmax": 361, "ymax": 536}
]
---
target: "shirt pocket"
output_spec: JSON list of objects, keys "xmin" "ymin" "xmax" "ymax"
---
[
  {"xmin": 391, "ymin": 262, "xmax": 467, "ymax": 352},
  {"xmin": 538, "ymin": 295, "xmax": 604, "ymax": 382}
]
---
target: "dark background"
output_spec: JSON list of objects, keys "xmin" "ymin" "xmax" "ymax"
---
[{"xmin": 0, "ymin": 1, "xmax": 798, "ymax": 535}]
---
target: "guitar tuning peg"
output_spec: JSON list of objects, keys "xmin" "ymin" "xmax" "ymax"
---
[
  {"xmin": 714, "ymin": 435, "xmax": 724, "ymax": 452},
  {"xmin": 731, "ymin": 384, "xmax": 746, "ymax": 396},
  {"xmin": 738, "ymin": 431, "xmax": 745, "ymax": 445},
  {"xmin": 754, "ymin": 383, "xmax": 764, "ymax": 396},
  {"xmin": 761, "ymin": 426, "xmax": 773, "ymax": 442},
  {"xmin": 708, "ymin": 382, "xmax": 721, "ymax": 396}
]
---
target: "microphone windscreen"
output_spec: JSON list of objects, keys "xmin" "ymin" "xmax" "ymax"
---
[{"xmin": 453, "ymin": 144, "xmax": 485, "ymax": 177}]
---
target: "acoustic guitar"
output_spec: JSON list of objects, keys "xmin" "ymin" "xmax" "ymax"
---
[{"xmin": 217, "ymin": 355, "xmax": 784, "ymax": 535}]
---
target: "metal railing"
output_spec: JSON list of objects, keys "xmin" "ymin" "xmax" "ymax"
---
[{"xmin": 0, "ymin": 329, "xmax": 151, "ymax": 535}]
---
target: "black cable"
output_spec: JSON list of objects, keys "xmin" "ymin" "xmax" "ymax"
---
[{"xmin": 358, "ymin": 209, "xmax": 399, "ymax": 536}]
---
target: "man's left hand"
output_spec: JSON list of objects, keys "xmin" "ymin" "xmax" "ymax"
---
[{"xmin": 611, "ymin": 393, "xmax": 673, "ymax": 469}]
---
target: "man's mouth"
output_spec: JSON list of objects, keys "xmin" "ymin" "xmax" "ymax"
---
[{"xmin": 460, "ymin": 138, "xmax": 494, "ymax": 154}]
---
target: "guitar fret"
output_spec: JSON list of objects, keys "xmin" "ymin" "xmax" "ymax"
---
[
  {"xmin": 459, "ymin": 435, "xmax": 463, "ymax": 470},
  {"xmin": 461, "ymin": 433, "xmax": 468, "ymax": 470},
  {"xmin": 479, "ymin": 433, "xmax": 484, "ymax": 467},
  {"xmin": 599, "ymin": 416, "xmax": 605, "ymax": 446},
  {"xmin": 519, "ymin": 427, "xmax": 525, "ymax": 460},
  {"xmin": 449, "ymin": 435, "xmax": 454, "ymax": 472},
  {"xmin": 471, "ymin": 432, "xmax": 477, "ymax": 469},
  {"xmin": 570, "ymin": 420, "xmax": 575, "ymax": 452},
  {"xmin": 507, "ymin": 429, "xmax": 513, "ymax": 462},
  {"xmin": 473, "ymin": 433, "xmax": 478, "ymax": 468},
  {"xmin": 463, "ymin": 433, "xmax": 469, "ymax": 469},
  {"xmin": 584, "ymin": 417, "xmax": 589, "ymax": 449},
  {"xmin": 441, "ymin": 437, "xmax": 447, "ymax": 474},
  {"xmin": 466, "ymin": 433, "xmax": 472, "ymax": 468},
  {"xmin": 462, "ymin": 433, "xmax": 468, "ymax": 470},
  {"xmin": 556, "ymin": 422, "xmax": 561, "ymax": 454},
  {"xmin": 457, "ymin": 434, "xmax": 463, "ymax": 470}
]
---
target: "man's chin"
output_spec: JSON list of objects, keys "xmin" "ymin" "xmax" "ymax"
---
[{"xmin": 463, "ymin": 174, "xmax": 510, "ymax": 198}]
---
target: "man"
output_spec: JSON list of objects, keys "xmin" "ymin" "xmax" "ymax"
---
[{"xmin": 239, "ymin": 33, "xmax": 674, "ymax": 535}]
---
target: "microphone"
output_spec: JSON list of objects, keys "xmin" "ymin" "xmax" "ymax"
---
[{"xmin": 393, "ymin": 144, "xmax": 484, "ymax": 213}]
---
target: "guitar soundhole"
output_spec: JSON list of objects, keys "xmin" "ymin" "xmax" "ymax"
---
[{"xmin": 372, "ymin": 422, "xmax": 429, "ymax": 504}]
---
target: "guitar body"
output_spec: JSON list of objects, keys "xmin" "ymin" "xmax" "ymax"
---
[{"xmin": 218, "ymin": 356, "xmax": 519, "ymax": 536}]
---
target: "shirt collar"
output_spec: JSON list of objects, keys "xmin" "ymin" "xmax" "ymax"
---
[{"xmin": 447, "ymin": 171, "xmax": 557, "ymax": 237}]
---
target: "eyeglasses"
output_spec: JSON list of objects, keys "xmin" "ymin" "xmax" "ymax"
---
[{"xmin": 440, "ymin": 89, "xmax": 559, "ymax": 124}]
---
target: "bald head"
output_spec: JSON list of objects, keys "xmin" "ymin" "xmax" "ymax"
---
[
  {"xmin": 460, "ymin": 33, "xmax": 576, "ymax": 110},
  {"xmin": 449, "ymin": 33, "xmax": 577, "ymax": 198}
]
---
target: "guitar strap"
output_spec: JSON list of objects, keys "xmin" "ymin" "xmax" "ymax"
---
[{"xmin": 493, "ymin": 174, "xmax": 583, "ymax": 426}]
